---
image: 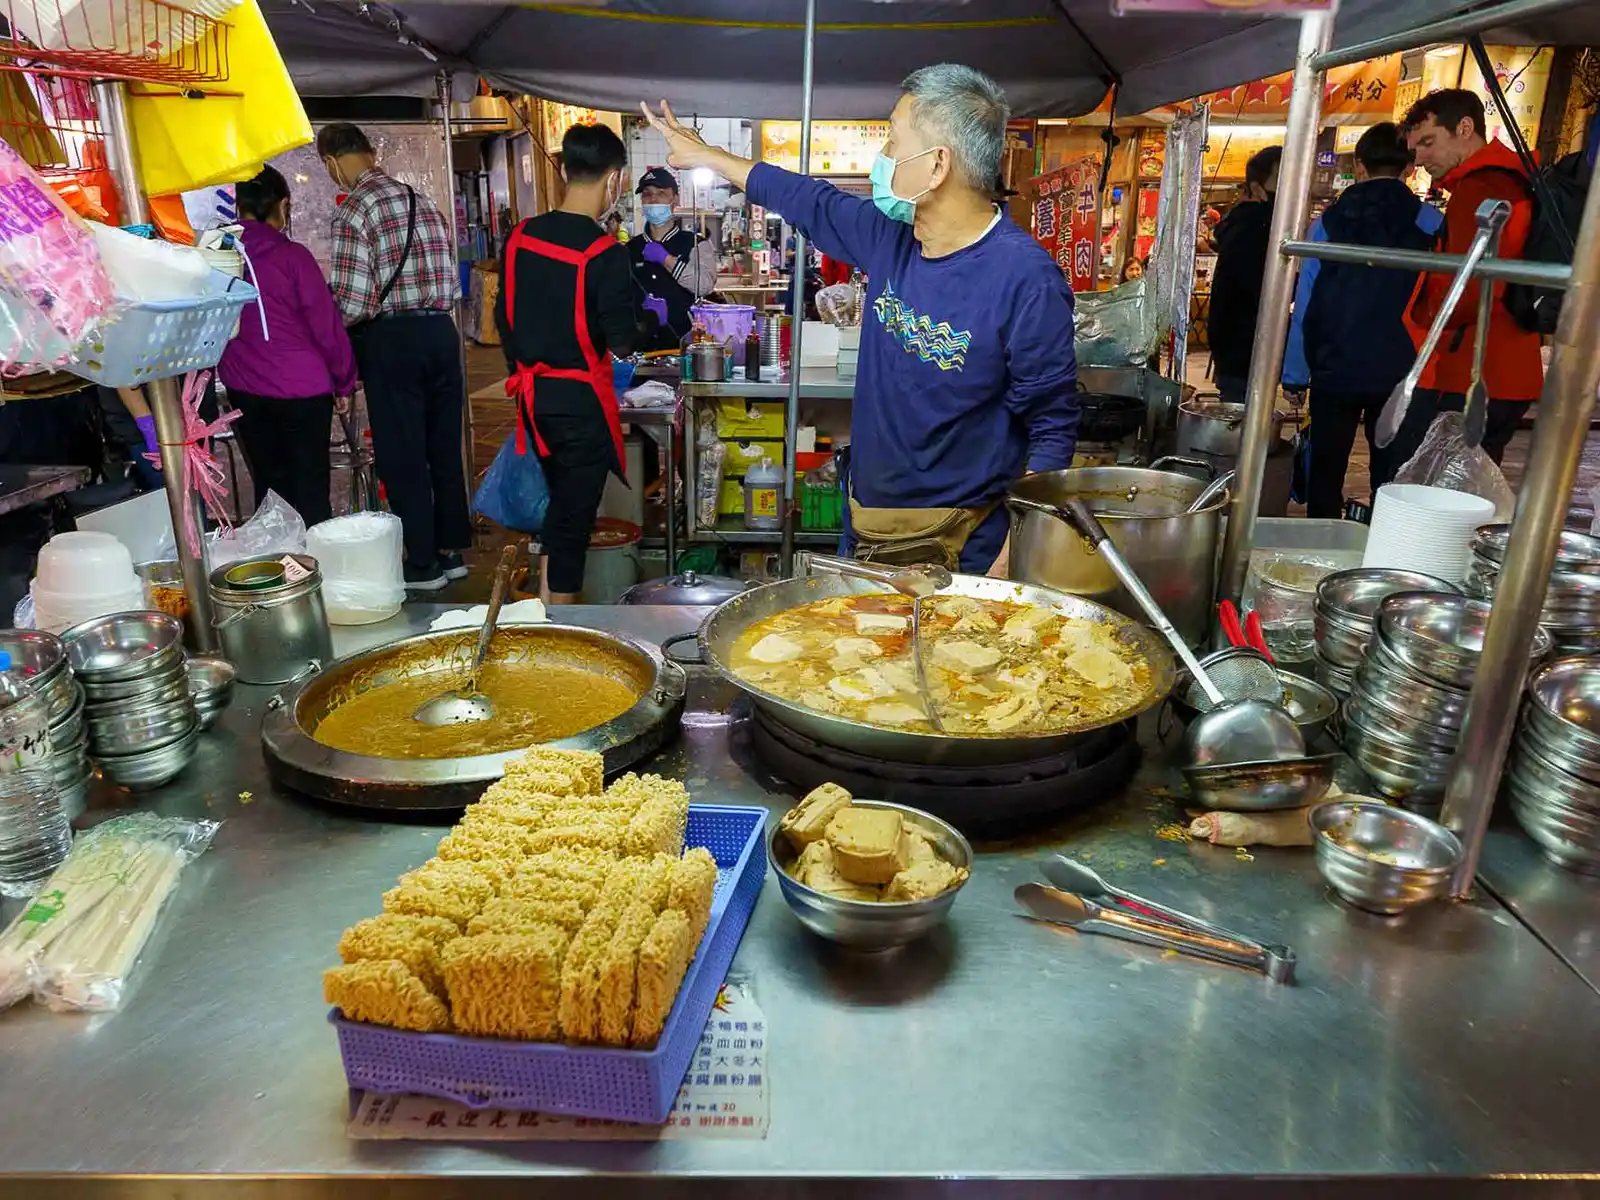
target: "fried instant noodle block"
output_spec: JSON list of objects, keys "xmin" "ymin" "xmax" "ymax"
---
[
  {"xmin": 632, "ymin": 909, "xmax": 694, "ymax": 1048},
  {"xmin": 337, "ymin": 913, "xmax": 460, "ymax": 996},
  {"xmin": 668, "ymin": 847, "xmax": 719, "ymax": 944},
  {"xmin": 441, "ymin": 927, "xmax": 571, "ymax": 1040},
  {"xmin": 382, "ymin": 859, "xmax": 498, "ymax": 928},
  {"xmin": 469, "ymin": 895, "xmax": 590, "ymax": 936},
  {"xmin": 558, "ymin": 903, "xmax": 624, "ymax": 1042},
  {"xmin": 437, "ymin": 816, "xmax": 535, "ymax": 863},
  {"xmin": 596, "ymin": 900, "xmax": 661, "ymax": 1045},
  {"xmin": 324, "ymin": 959, "xmax": 451, "ymax": 1032}
]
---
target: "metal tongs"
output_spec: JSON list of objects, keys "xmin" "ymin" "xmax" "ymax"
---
[
  {"xmin": 1015, "ymin": 855, "xmax": 1297, "ymax": 983},
  {"xmin": 797, "ymin": 553, "xmax": 953, "ymax": 732},
  {"xmin": 1374, "ymin": 199, "xmax": 1511, "ymax": 449}
]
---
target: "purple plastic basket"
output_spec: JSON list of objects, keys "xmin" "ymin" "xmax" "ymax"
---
[{"xmin": 330, "ymin": 804, "xmax": 766, "ymax": 1124}]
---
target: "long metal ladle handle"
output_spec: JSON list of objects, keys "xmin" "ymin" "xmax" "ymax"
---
[
  {"xmin": 1379, "ymin": 199, "xmax": 1510, "ymax": 445},
  {"xmin": 1009, "ymin": 495, "xmax": 1227, "ymax": 708},
  {"xmin": 797, "ymin": 552, "xmax": 952, "ymax": 597},
  {"xmin": 468, "ymin": 545, "xmax": 519, "ymax": 688},
  {"xmin": 1185, "ymin": 469, "xmax": 1235, "ymax": 515}
]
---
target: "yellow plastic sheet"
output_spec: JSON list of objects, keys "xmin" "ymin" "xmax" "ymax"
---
[{"xmin": 127, "ymin": 0, "xmax": 312, "ymax": 197}]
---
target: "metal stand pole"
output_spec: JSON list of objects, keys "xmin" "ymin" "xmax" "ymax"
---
[
  {"xmin": 1439, "ymin": 163, "xmax": 1600, "ymax": 897},
  {"xmin": 91, "ymin": 81, "xmax": 144, "ymax": 227},
  {"xmin": 93, "ymin": 79, "xmax": 217, "ymax": 650},
  {"xmin": 438, "ymin": 72, "xmax": 478, "ymax": 509},
  {"xmin": 1215, "ymin": 12, "xmax": 1331, "ymax": 605},
  {"xmin": 778, "ymin": 0, "xmax": 817, "ymax": 579}
]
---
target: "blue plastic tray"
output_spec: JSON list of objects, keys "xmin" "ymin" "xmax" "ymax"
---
[{"xmin": 331, "ymin": 803, "xmax": 766, "ymax": 1124}]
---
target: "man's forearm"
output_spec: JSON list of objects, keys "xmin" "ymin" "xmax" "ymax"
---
[{"xmin": 700, "ymin": 147, "xmax": 755, "ymax": 191}]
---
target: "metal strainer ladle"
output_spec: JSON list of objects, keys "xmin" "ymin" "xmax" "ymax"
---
[
  {"xmin": 1189, "ymin": 646, "xmax": 1285, "ymax": 712},
  {"xmin": 1018, "ymin": 497, "xmax": 1305, "ymax": 768}
]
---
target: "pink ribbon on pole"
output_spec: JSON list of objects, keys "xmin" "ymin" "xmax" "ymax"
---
[{"xmin": 142, "ymin": 370, "xmax": 241, "ymax": 557}]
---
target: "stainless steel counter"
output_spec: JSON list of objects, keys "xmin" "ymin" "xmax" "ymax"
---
[
  {"xmin": 3, "ymin": 603, "xmax": 1599, "ymax": 1198},
  {"xmin": 1479, "ymin": 822, "xmax": 1600, "ymax": 994}
]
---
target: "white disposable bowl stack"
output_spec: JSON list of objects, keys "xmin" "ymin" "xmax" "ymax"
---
[
  {"xmin": 305, "ymin": 512, "xmax": 406, "ymax": 625},
  {"xmin": 1360, "ymin": 484, "xmax": 1497, "ymax": 584},
  {"xmin": 30, "ymin": 531, "xmax": 147, "ymax": 635}
]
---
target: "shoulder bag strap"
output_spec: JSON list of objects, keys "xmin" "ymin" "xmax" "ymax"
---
[{"xmin": 373, "ymin": 185, "xmax": 419, "ymax": 312}]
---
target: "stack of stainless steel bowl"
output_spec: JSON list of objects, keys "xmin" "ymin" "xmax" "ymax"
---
[
  {"xmin": 62, "ymin": 612, "xmax": 200, "ymax": 791},
  {"xmin": 1312, "ymin": 568, "xmax": 1460, "ymax": 699},
  {"xmin": 0, "ymin": 630, "xmax": 91, "ymax": 818},
  {"xmin": 1506, "ymin": 657, "xmax": 1600, "ymax": 873},
  {"xmin": 1464, "ymin": 525, "xmax": 1600, "ymax": 655},
  {"xmin": 185, "ymin": 656, "xmax": 236, "ymax": 730},
  {"xmin": 1339, "ymin": 592, "xmax": 1551, "ymax": 814}
]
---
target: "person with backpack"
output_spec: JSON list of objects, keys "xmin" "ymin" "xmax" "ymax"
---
[
  {"xmin": 1390, "ymin": 89, "xmax": 1544, "ymax": 467},
  {"xmin": 1283, "ymin": 124, "xmax": 1443, "ymax": 515}
]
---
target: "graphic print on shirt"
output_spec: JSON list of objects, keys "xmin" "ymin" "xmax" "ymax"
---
[{"xmin": 872, "ymin": 282, "xmax": 972, "ymax": 372}]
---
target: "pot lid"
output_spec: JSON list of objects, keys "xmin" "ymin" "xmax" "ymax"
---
[{"xmin": 619, "ymin": 570, "xmax": 748, "ymax": 606}]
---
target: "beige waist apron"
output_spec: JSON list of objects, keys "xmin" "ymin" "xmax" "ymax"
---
[{"xmin": 847, "ymin": 492, "xmax": 997, "ymax": 569}]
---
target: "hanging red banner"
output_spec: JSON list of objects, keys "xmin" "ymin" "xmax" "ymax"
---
[{"xmin": 1030, "ymin": 155, "xmax": 1100, "ymax": 292}]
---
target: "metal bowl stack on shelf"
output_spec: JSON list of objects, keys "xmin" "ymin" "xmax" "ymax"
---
[
  {"xmin": 185, "ymin": 657, "xmax": 236, "ymax": 731},
  {"xmin": 1507, "ymin": 658, "xmax": 1600, "ymax": 874},
  {"xmin": 62, "ymin": 612, "xmax": 201, "ymax": 792},
  {"xmin": 0, "ymin": 630, "xmax": 91, "ymax": 818},
  {"xmin": 1339, "ymin": 593, "xmax": 1551, "ymax": 814},
  {"xmin": 1312, "ymin": 568, "xmax": 1461, "ymax": 699},
  {"xmin": 1464, "ymin": 525, "xmax": 1600, "ymax": 655}
]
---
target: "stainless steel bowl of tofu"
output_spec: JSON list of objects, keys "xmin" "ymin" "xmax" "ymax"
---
[
  {"xmin": 768, "ymin": 786, "xmax": 972, "ymax": 951},
  {"xmin": 693, "ymin": 571, "xmax": 1176, "ymax": 766}
]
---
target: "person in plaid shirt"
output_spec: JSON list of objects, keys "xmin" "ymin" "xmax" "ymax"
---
[{"xmin": 319, "ymin": 122, "xmax": 472, "ymax": 591}]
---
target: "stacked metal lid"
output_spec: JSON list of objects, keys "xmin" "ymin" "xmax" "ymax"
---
[
  {"xmin": 62, "ymin": 612, "xmax": 200, "ymax": 791},
  {"xmin": 1509, "ymin": 657, "xmax": 1600, "ymax": 873},
  {"xmin": 1464, "ymin": 525, "xmax": 1600, "ymax": 655}
]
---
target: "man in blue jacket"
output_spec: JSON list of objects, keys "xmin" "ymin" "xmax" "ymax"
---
[
  {"xmin": 642, "ymin": 64, "xmax": 1079, "ymax": 572},
  {"xmin": 1283, "ymin": 123, "xmax": 1443, "ymax": 517}
]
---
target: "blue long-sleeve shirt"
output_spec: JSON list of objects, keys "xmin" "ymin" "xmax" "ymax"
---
[{"xmin": 746, "ymin": 163, "xmax": 1078, "ymax": 511}]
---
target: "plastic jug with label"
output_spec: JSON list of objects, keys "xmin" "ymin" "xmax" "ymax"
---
[{"xmin": 743, "ymin": 457, "xmax": 784, "ymax": 532}]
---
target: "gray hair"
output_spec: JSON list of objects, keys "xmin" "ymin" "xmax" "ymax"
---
[{"xmin": 900, "ymin": 64, "xmax": 1010, "ymax": 191}]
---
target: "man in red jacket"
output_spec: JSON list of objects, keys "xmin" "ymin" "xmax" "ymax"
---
[{"xmin": 1391, "ymin": 89, "xmax": 1544, "ymax": 467}]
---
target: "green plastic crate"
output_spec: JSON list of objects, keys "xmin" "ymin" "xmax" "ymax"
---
[{"xmin": 801, "ymin": 481, "xmax": 843, "ymax": 531}]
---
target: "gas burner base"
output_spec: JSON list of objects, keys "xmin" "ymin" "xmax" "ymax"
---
[{"xmin": 748, "ymin": 710, "xmax": 1141, "ymax": 836}]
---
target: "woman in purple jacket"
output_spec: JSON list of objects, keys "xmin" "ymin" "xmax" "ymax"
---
[{"xmin": 218, "ymin": 166, "xmax": 357, "ymax": 527}]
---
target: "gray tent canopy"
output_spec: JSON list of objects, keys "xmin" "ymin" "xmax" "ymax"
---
[
  {"xmin": 260, "ymin": 0, "xmax": 1537, "ymax": 117},
  {"xmin": 262, "ymin": 1, "xmax": 1599, "ymax": 117}
]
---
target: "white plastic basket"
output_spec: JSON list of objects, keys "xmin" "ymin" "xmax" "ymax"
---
[{"xmin": 67, "ymin": 269, "xmax": 259, "ymax": 387}]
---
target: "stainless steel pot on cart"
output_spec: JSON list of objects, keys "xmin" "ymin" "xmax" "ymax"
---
[
  {"xmin": 261, "ymin": 624, "xmax": 686, "ymax": 810},
  {"xmin": 687, "ymin": 571, "xmax": 1177, "ymax": 767},
  {"xmin": 1005, "ymin": 460, "xmax": 1228, "ymax": 648}
]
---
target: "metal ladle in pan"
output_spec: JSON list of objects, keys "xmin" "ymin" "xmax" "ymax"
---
[
  {"xmin": 798, "ymin": 553, "xmax": 952, "ymax": 732},
  {"xmin": 412, "ymin": 544, "xmax": 518, "ymax": 727},
  {"xmin": 1008, "ymin": 496, "xmax": 1304, "ymax": 767},
  {"xmin": 1374, "ymin": 198, "xmax": 1510, "ymax": 449}
]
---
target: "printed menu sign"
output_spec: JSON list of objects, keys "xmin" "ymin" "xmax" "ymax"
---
[{"xmin": 1030, "ymin": 156, "xmax": 1101, "ymax": 292}]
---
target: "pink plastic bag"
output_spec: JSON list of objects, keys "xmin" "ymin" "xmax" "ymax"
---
[{"xmin": 0, "ymin": 142, "xmax": 116, "ymax": 375}]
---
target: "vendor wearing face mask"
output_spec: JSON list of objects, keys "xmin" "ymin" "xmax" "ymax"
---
[
  {"xmin": 641, "ymin": 64, "xmax": 1078, "ymax": 572},
  {"xmin": 629, "ymin": 166, "xmax": 718, "ymax": 350}
]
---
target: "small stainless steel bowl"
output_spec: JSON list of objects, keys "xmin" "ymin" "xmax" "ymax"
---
[
  {"xmin": 1317, "ymin": 568, "xmax": 1461, "ymax": 625},
  {"xmin": 92, "ymin": 724, "xmax": 202, "ymax": 791},
  {"xmin": 1339, "ymin": 720, "xmax": 1454, "ymax": 806},
  {"xmin": 1519, "ymin": 710, "xmax": 1600, "ymax": 785},
  {"xmin": 1343, "ymin": 688, "xmax": 1459, "ymax": 753},
  {"xmin": 186, "ymin": 657, "xmax": 236, "ymax": 730},
  {"xmin": 1353, "ymin": 658, "xmax": 1469, "ymax": 730},
  {"xmin": 1378, "ymin": 592, "xmax": 1551, "ymax": 689},
  {"xmin": 1311, "ymin": 800, "xmax": 1462, "ymax": 915},
  {"xmin": 767, "ymin": 799, "xmax": 972, "ymax": 951},
  {"xmin": 62, "ymin": 611, "xmax": 184, "ymax": 682},
  {"xmin": 1507, "ymin": 793, "xmax": 1600, "ymax": 875},
  {"xmin": 81, "ymin": 667, "xmax": 189, "ymax": 709},
  {"xmin": 0, "ymin": 628, "xmax": 74, "ymax": 719},
  {"xmin": 1471, "ymin": 524, "xmax": 1600, "ymax": 572},
  {"xmin": 1181, "ymin": 754, "xmax": 1336, "ymax": 812},
  {"xmin": 1528, "ymin": 656, "xmax": 1600, "ymax": 750},
  {"xmin": 1312, "ymin": 650, "xmax": 1356, "ymax": 698},
  {"xmin": 87, "ymin": 703, "xmax": 199, "ymax": 756}
]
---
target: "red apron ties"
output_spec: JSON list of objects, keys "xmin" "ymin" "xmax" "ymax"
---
[{"xmin": 501, "ymin": 226, "xmax": 627, "ymax": 479}]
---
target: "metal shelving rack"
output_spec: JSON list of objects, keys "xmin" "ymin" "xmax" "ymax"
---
[{"xmin": 1216, "ymin": 0, "xmax": 1600, "ymax": 897}]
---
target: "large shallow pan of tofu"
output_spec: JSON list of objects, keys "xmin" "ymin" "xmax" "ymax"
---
[{"xmin": 692, "ymin": 572, "xmax": 1176, "ymax": 766}]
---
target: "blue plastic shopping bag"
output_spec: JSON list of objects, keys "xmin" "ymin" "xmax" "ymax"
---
[{"xmin": 473, "ymin": 433, "xmax": 549, "ymax": 533}]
